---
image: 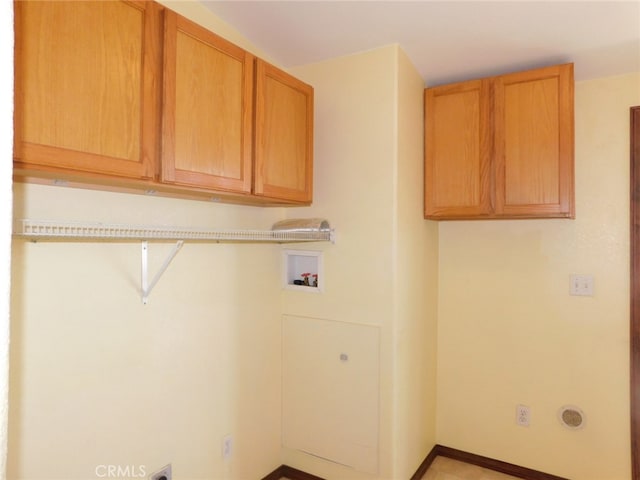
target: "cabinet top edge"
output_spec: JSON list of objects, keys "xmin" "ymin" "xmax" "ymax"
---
[{"xmin": 425, "ymin": 62, "xmax": 574, "ymax": 90}]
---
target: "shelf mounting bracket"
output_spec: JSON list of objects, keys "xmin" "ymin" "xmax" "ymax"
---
[{"xmin": 141, "ymin": 240, "xmax": 184, "ymax": 304}]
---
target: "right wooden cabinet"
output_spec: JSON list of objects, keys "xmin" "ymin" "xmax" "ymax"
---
[
  {"xmin": 424, "ymin": 63, "xmax": 574, "ymax": 220},
  {"xmin": 254, "ymin": 60, "xmax": 314, "ymax": 204},
  {"xmin": 159, "ymin": 9, "xmax": 314, "ymax": 204}
]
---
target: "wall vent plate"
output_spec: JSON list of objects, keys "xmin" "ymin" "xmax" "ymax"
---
[{"xmin": 558, "ymin": 405, "xmax": 586, "ymax": 430}]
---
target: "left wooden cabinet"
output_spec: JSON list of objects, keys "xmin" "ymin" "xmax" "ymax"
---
[
  {"xmin": 254, "ymin": 59, "xmax": 314, "ymax": 203},
  {"xmin": 14, "ymin": 0, "xmax": 162, "ymax": 180},
  {"xmin": 13, "ymin": 1, "xmax": 314, "ymax": 206}
]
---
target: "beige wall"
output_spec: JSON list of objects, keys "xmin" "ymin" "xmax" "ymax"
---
[
  {"xmin": 284, "ymin": 45, "xmax": 438, "ymax": 479},
  {"xmin": 392, "ymin": 49, "xmax": 439, "ymax": 479},
  {"xmin": 9, "ymin": 185, "xmax": 285, "ymax": 480},
  {"xmin": 282, "ymin": 46, "xmax": 398, "ymax": 480},
  {"xmin": 7, "ymin": 1, "xmax": 638, "ymax": 479},
  {"xmin": 8, "ymin": 4, "xmax": 286, "ymax": 480},
  {"xmin": 436, "ymin": 72, "xmax": 640, "ymax": 480},
  {"xmin": 0, "ymin": 3, "xmax": 14, "ymax": 479}
]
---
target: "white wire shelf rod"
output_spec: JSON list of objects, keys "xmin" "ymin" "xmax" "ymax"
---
[{"xmin": 13, "ymin": 219, "xmax": 333, "ymax": 243}]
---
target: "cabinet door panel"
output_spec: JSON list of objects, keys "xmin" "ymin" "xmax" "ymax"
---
[
  {"xmin": 161, "ymin": 11, "xmax": 253, "ymax": 193},
  {"xmin": 424, "ymin": 79, "xmax": 492, "ymax": 218},
  {"xmin": 255, "ymin": 60, "xmax": 313, "ymax": 203},
  {"xmin": 494, "ymin": 64, "xmax": 574, "ymax": 217},
  {"xmin": 14, "ymin": 0, "xmax": 160, "ymax": 179}
]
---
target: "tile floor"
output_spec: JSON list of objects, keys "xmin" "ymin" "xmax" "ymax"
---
[
  {"xmin": 280, "ymin": 456, "xmax": 524, "ymax": 480},
  {"xmin": 421, "ymin": 456, "xmax": 522, "ymax": 480}
]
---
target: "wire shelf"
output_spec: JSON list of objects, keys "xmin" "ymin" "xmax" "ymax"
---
[{"xmin": 14, "ymin": 219, "xmax": 334, "ymax": 243}]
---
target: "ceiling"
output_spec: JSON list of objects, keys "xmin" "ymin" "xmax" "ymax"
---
[{"xmin": 201, "ymin": 1, "xmax": 640, "ymax": 86}]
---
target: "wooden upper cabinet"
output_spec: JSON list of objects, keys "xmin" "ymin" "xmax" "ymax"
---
[
  {"xmin": 161, "ymin": 10, "xmax": 254, "ymax": 194},
  {"xmin": 254, "ymin": 60, "xmax": 314, "ymax": 203},
  {"xmin": 494, "ymin": 64, "xmax": 574, "ymax": 217},
  {"xmin": 424, "ymin": 63, "xmax": 574, "ymax": 220},
  {"xmin": 14, "ymin": 1, "xmax": 314, "ymax": 205},
  {"xmin": 14, "ymin": 0, "xmax": 162, "ymax": 179},
  {"xmin": 424, "ymin": 79, "xmax": 492, "ymax": 218}
]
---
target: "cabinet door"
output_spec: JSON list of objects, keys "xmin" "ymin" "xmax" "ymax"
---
[
  {"xmin": 161, "ymin": 11, "xmax": 253, "ymax": 193},
  {"xmin": 14, "ymin": 0, "xmax": 161, "ymax": 179},
  {"xmin": 494, "ymin": 63, "xmax": 574, "ymax": 217},
  {"xmin": 424, "ymin": 79, "xmax": 492, "ymax": 218},
  {"xmin": 254, "ymin": 60, "xmax": 313, "ymax": 203}
]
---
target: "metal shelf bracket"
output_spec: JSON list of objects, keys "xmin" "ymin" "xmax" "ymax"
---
[{"xmin": 141, "ymin": 240, "xmax": 184, "ymax": 304}]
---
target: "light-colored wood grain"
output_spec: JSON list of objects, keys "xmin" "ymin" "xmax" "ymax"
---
[
  {"xmin": 424, "ymin": 63, "xmax": 574, "ymax": 220},
  {"xmin": 254, "ymin": 59, "xmax": 313, "ymax": 203},
  {"xmin": 14, "ymin": 1, "xmax": 314, "ymax": 206},
  {"xmin": 494, "ymin": 63, "xmax": 574, "ymax": 217},
  {"xmin": 161, "ymin": 10, "xmax": 253, "ymax": 193},
  {"xmin": 424, "ymin": 79, "xmax": 492, "ymax": 218},
  {"xmin": 14, "ymin": 0, "xmax": 161, "ymax": 179}
]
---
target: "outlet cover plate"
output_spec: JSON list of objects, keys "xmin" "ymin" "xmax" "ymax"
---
[
  {"xmin": 516, "ymin": 404, "xmax": 531, "ymax": 427},
  {"xmin": 570, "ymin": 274, "xmax": 594, "ymax": 296}
]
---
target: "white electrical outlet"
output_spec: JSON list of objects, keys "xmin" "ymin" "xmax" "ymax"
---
[
  {"xmin": 222, "ymin": 434, "xmax": 233, "ymax": 460},
  {"xmin": 516, "ymin": 404, "xmax": 531, "ymax": 427},
  {"xmin": 570, "ymin": 274, "xmax": 594, "ymax": 296},
  {"xmin": 149, "ymin": 464, "xmax": 172, "ymax": 480}
]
